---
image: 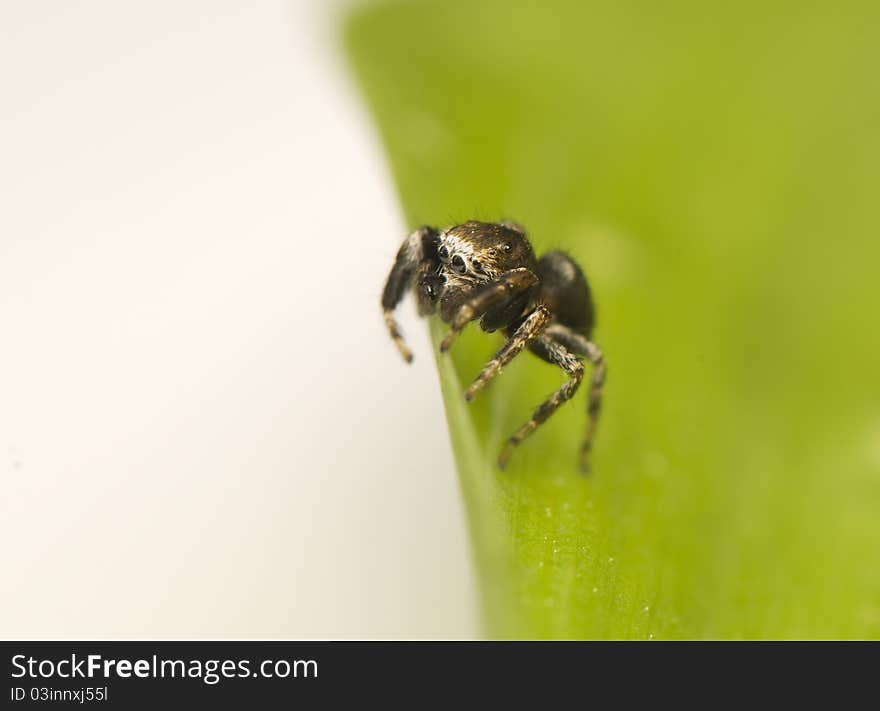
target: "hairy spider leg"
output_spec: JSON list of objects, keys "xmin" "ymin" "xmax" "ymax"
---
[
  {"xmin": 439, "ymin": 268, "xmax": 539, "ymax": 352},
  {"xmin": 543, "ymin": 324, "xmax": 607, "ymax": 473},
  {"xmin": 498, "ymin": 333, "xmax": 584, "ymax": 470},
  {"xmin": 464, "ymin": 305, "xmax": 551, "ymax": 402},
  {"xmin": 381, "ymin": 226, "xmax": 437, "ymax": 363}
]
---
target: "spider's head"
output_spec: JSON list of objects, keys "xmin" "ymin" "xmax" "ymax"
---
[{"xmin": 437, "ymin": 220, "xmax": 536, "ymax": 293}]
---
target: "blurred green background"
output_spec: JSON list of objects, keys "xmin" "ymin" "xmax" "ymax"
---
[{"xmin": 346, "ymin": 0, "xmax": 880, "ymax": 638}]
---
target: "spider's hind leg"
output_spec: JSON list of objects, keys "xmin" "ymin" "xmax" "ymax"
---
[
  {"xmin": 543, "ymin": 324, "xmax": 606, "ymax": 473},
  {"xmin": 497, "ymin": 334, "xmax": 584, "ymax": 469}
]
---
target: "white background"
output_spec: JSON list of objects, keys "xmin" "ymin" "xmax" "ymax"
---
[{"xmin": 0, "ymin": 0, "xmax": 476, "ymax": 638}]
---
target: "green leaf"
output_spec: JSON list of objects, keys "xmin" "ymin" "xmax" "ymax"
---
[{"xmin": 345, "ymin": 0, "xmax": 880, "ymax": 639}]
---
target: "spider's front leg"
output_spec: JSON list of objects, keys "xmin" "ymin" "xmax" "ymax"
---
[
  {"xmin": 381, "ymin": 225, "xmax": 438, "ymax": 363},
  {"xmin": 464, "ymin": 304, "xmax": 551, "ymax": 401},
  {"xmin": 439, "ymin": 268, "xmax": 538, "ymax": 352}
]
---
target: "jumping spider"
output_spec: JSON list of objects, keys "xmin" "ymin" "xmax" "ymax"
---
[{"xmin": 382, "ymin": 220, "xmax": 606, "ymax": 472}]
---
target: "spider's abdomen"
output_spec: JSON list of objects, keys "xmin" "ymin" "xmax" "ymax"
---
[{"xmin": 536, "ymin": 251, "xmax": 595, "ymax": 337}]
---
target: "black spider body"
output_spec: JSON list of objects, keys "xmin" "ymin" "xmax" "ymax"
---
[
  {"xmin": 534, "ymin": 250, "xmax": 595, "ymax": 338},
  {"xmin": 382, "ymin": 220, "xmax": 606, "ymax": 471}
]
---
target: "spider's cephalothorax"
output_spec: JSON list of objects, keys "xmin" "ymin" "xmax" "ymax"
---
[{"xmin": 382, "ymin": 220, "xmax": 606, "ymax": 472}]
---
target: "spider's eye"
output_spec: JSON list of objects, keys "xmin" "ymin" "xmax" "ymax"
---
[
  {"xmin": 502, "ymin": 243, "xmax": 512, "ymax": 252},
  {"xmin": 451, "ymin": 254, "xmax": 467, "ymax": 274},
  {"xmin": 438, "ymin": 246, "xmax": 449, "ymax": 262}
]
